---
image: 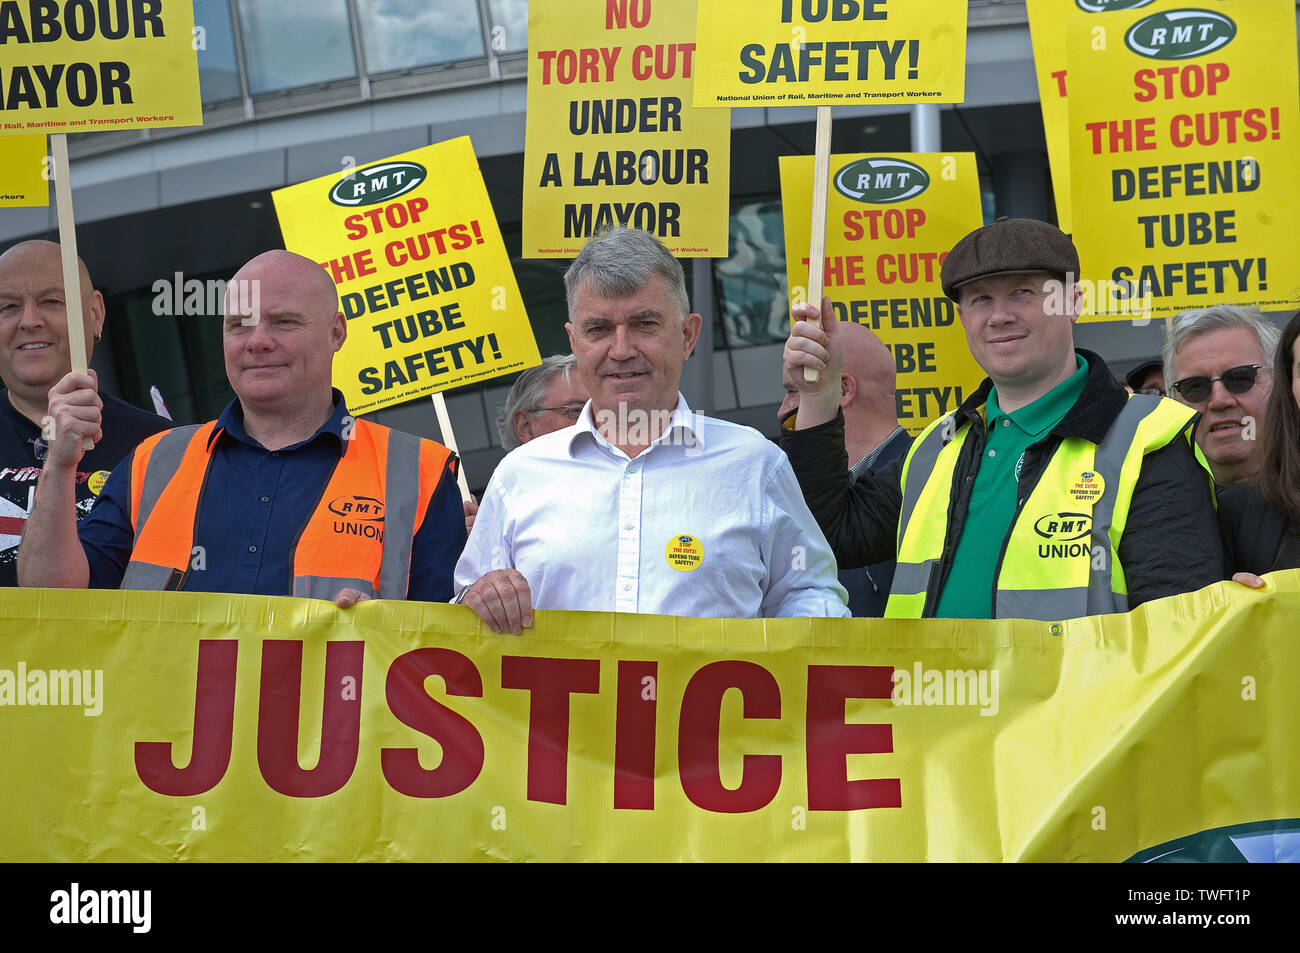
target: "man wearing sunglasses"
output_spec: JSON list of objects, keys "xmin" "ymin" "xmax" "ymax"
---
[
  {"xmin": 1162, "ymin": 306, "xmax": 1280, "ymax": 487},
  {"xmin": 781, "ymin": 217, "xmax": 1223, "ymax": 620}
]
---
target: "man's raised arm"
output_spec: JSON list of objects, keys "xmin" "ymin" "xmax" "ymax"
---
[{"xmin": 17, "ymin": 371, "xmax": 99, "ymax": 589}]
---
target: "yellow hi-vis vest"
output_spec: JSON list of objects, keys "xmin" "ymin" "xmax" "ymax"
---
[{"xmin": 883, "ymin": 394, "xmax": 1209, "ymax": 620}]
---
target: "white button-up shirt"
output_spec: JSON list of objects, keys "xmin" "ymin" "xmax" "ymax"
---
[{"xmin": 456, "ymin": 395, "xmax": 849, "ymax": 618}]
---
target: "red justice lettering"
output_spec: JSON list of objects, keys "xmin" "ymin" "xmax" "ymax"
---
[
  {"xmin": 678, "ymin": 661, "xmax": 782, "ymax": 813},
  {"xmin": 382, "ymin": 648, "xmax": 485, "ymax": 798},
  {"xmin": 806, "ymin": 665, "xmax": 901, "ymax": 810},
  {"xmin": 256, "ymin": 640, "xmax": 364, "ymax": 798},
  {"xmin": 134, "ymin": 639, "xmax": 238, "ymax": 796},
  {"xmin": 501, "ymin": 656, "xmax": 601, "ymax": 805}
]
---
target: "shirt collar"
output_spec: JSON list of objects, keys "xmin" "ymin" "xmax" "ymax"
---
[
  {"xmin": 987, "ymin": 355, "xmax": 1090, "ymax": 438},
  {"xmin": 567, "ymin": 393, "xmax": 704, "ymax": 458},
  {"xmin": 207, "ymin": 388, "xmax": 351, "ymax": 455},
  {"xmin": 850, "ymin": 425, "xmax": 908, "ymax": 475}
]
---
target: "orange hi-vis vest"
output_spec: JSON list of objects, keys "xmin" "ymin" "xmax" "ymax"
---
[{"xmin": 120, "ymin": 418, "xmax": 453, "ymax": 598}]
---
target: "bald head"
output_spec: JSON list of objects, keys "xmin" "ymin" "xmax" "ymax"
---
[
  {"xmin": 777, "ymin": 317, "xmax": 901, "ymax": 464},
  {"xmin": 0, "ymin": 240, "xmax": 105, "ymax": 417},
  {"xmin": 221, "ymin": 249, "xmax": 346, "ymax": 423},
  {"xmin": 838, "ymin": 320, "xmax": 896, "ymax": 401},
  {"xmin": 227, "ymin": 249, "xmax": 338, "ymax": 320},
  {"xmin": 0, "ymin": 240, "xmax": 95, "ymax": 302}
]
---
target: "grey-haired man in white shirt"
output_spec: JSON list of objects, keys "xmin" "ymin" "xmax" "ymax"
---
[{"xmin": 455, "ymin": 227, "xmax": 848, "ymax": 632}]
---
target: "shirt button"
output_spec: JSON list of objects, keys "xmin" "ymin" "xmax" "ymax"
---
[
  {"xmin": 270, "ymin": 451, "xmax": 279, "ymax": 458},
  {"xmin": 260, "ymin": 496, "xmax": 270, "ymax": 503},
  {"xmin": 248, "ymin": 545, "xmax": 257, "ymax": 553},
  {"xmin": 988, "ymin": 449, "xmax": 997, "ymax": 457},
  {"xmin": 1002, "ymin": 419, "xmax": 1011, "ymax": 427},
  {"xmin": 623, "ymin": 582, "xmax": 631, "ymax": 591},
  {"xmin": 623, "ymin": 522, "xmax": 634, "ymax": 531}
]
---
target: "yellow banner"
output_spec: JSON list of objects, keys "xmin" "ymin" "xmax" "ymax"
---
[
  {"xmin": 1066, "ymin": 0, "xmax": 1300, "ymax": 321},
  {"xmin": 272, "ymin": 138, "xmax": 541, "ymax": 416},
  {"xmin": 780, "ymin": 152, "xmax": 986, "ymax": 434},
  {"xmin": 0, "ymin": 0, "xmax": 201, "ymax": 135},
  {"xmin": 5, "ymin": 576, "xmax": 1297, "ymax": 861},
  {"xmin": 693, "ymin": 0, "xmax": 968, "ymax": 107},
  {"xmin": 523, "ymin": 0, "xmax": 730, "ymax": 258},
  {"xmin": 0, "ymin": 133, "xmax": 48, "ymax": 206}
]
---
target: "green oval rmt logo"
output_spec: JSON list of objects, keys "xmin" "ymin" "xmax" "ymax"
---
[
  {"xmin": 833, "ymin": 158, "xmax": 930, "ymax": 204},
  {"xmin": 1125, "ymin": 9, "xmax": 1236, "ymax": 60},
  {"xmin": 1075, "ymin": 0, "xmax": 1155, "ymax": 12},
  {"xmin": 329, "ymin": 161, "xmax": 426, "ymax": 207}
]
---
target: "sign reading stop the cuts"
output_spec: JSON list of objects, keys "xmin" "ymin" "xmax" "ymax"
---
[
  {"xmin": 1066, "ymin": 0, "xmax": 1300, "ymax": 319},
  {"xmin": 273, "ymin": 138, "xmax": 541, "ymax": 416},
  {"xmin": 780, "ymin": 152, "xmax": 985, "ymax": 434},
  {"xmin": 1025, "ymin": 0, "xmax": 1169, "ymax": 234}
]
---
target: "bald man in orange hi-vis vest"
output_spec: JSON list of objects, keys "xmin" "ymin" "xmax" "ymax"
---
[{"xmin": 19, "ymin": 250, "xmax": 466, "ymax": 606}]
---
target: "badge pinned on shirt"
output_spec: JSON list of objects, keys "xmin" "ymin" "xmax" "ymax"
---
[
  {"xmin": 665, "ymin": 534, "xmax": 704, "ymax": 572},
  {"xmin": 87, "ymin": 471, "xmax": 110, "ymax": 496},
  {"xmin": 1068, "ymin": 470, "xmax": 1104, "ymax": 507}
]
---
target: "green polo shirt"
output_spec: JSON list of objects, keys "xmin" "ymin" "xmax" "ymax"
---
[{"xmin": 934, "ymin": 356, "xmax": 1090, "ymax": 619}]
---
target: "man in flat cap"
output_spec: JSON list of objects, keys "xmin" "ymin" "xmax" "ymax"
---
[{"xmin": 780, "ymin": 217, "xmax": 1222, "ymax": 620}]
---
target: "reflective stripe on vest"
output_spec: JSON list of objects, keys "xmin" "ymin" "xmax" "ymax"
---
[
  {"xmin": 121, "ymin": 419, "xmax": 449, "ymax": 598},
  {"xmin": 885, "ymin": 394, "xmax": 1204, "ymax": 620}
]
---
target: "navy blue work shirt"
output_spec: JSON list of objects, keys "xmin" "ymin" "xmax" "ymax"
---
[{"xmin": 78, "ymin": 391, "xmax": 465, "ymax": 601}]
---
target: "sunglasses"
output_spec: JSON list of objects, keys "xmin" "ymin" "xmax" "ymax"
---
[{"xmin": 1171, "ymin": 364, "xmax": 1266, "ymax": 403}]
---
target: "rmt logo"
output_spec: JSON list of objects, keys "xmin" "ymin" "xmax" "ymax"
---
[
  {"xmin": 328, "ymin": 161, "xmax": 426, "ymax": 207},
  {"xmin": 328, "ymin": 496, "xmax": 385, "ymax": 521}
]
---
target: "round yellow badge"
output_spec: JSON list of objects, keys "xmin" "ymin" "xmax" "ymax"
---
[
  {"xmin": 665, "ymin": 534, "xmax": 704, "ymax": 572},
  {"xmin": 1068, "ymin": 470, "xmax": 1105, "ymax": 507},
  {"xmin": 87, "ymin": 470, "xmax": 110, "ymax": 496}
]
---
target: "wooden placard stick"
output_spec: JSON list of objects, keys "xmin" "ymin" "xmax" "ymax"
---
[
  {"xmin": 430, "ymin": 392, "xmax": 473, "ymax": 503},
  {"xmin": 803, "ymin": 105, "xmax": 833, "ymax": 384},
  {"xmin": 50, "ymin": 133, "xmax": 94, "ymax": 450}
]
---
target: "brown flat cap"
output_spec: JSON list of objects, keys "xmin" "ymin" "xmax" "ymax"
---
[{"xmin": 940, "ymin": 217, "xmax": 1079, "ymax": 301}]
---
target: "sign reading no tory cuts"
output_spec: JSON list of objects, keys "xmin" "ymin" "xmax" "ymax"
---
[
  {"xmin": 273, "ymin": 138, "xmax": 541, "ymax": 415},
  {"xmin": 1066, "ymin": 0, "xmax": 1300, "ymax": 319},
  {"xmin": 523, "ymin": 0, "xmax": 731, "ymax": 257},
  {"xmin": 780, "ymin": 152, "xmax": 986, "ymax": 434},
  {"xmin": 694, "ymin": 0, "xmax": 969, "ymax": 106},
  {"xmin": 0, "ymin": 0, "xmax": 202, "ymax": 135}
]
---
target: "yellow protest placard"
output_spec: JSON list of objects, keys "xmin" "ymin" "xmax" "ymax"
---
[
  {"xmin": 1066, "ymin": 0, "xmax": 1300, "ymax": 320},
  {"xmin": 780, "ymin": 152, "xmax": 986, "ymax": 434},
  {"xmin": 523, "ymin": 0, "xmax": 730, "ymax": 258},
  {"xmin": 1028, "ymin": 0, "xmax": 1186, "ymax": 235},
  {"xmin": 272, "ymin": 138, "xmax": 541, "ymax": 416},
  {"xmin": 2, "ymin": 575, "xmax": 1299, "ymax": 861},
  {"xmin": 0, "ymin": 0, "xmax": 201, "ymax": 135},
  {"xmin": 693, "ymin": 0, "xmax": 967, "ymax": 107},
  {"xmin": 0, "ymin": 133, "xmax": 48, "ymax": 206}
]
